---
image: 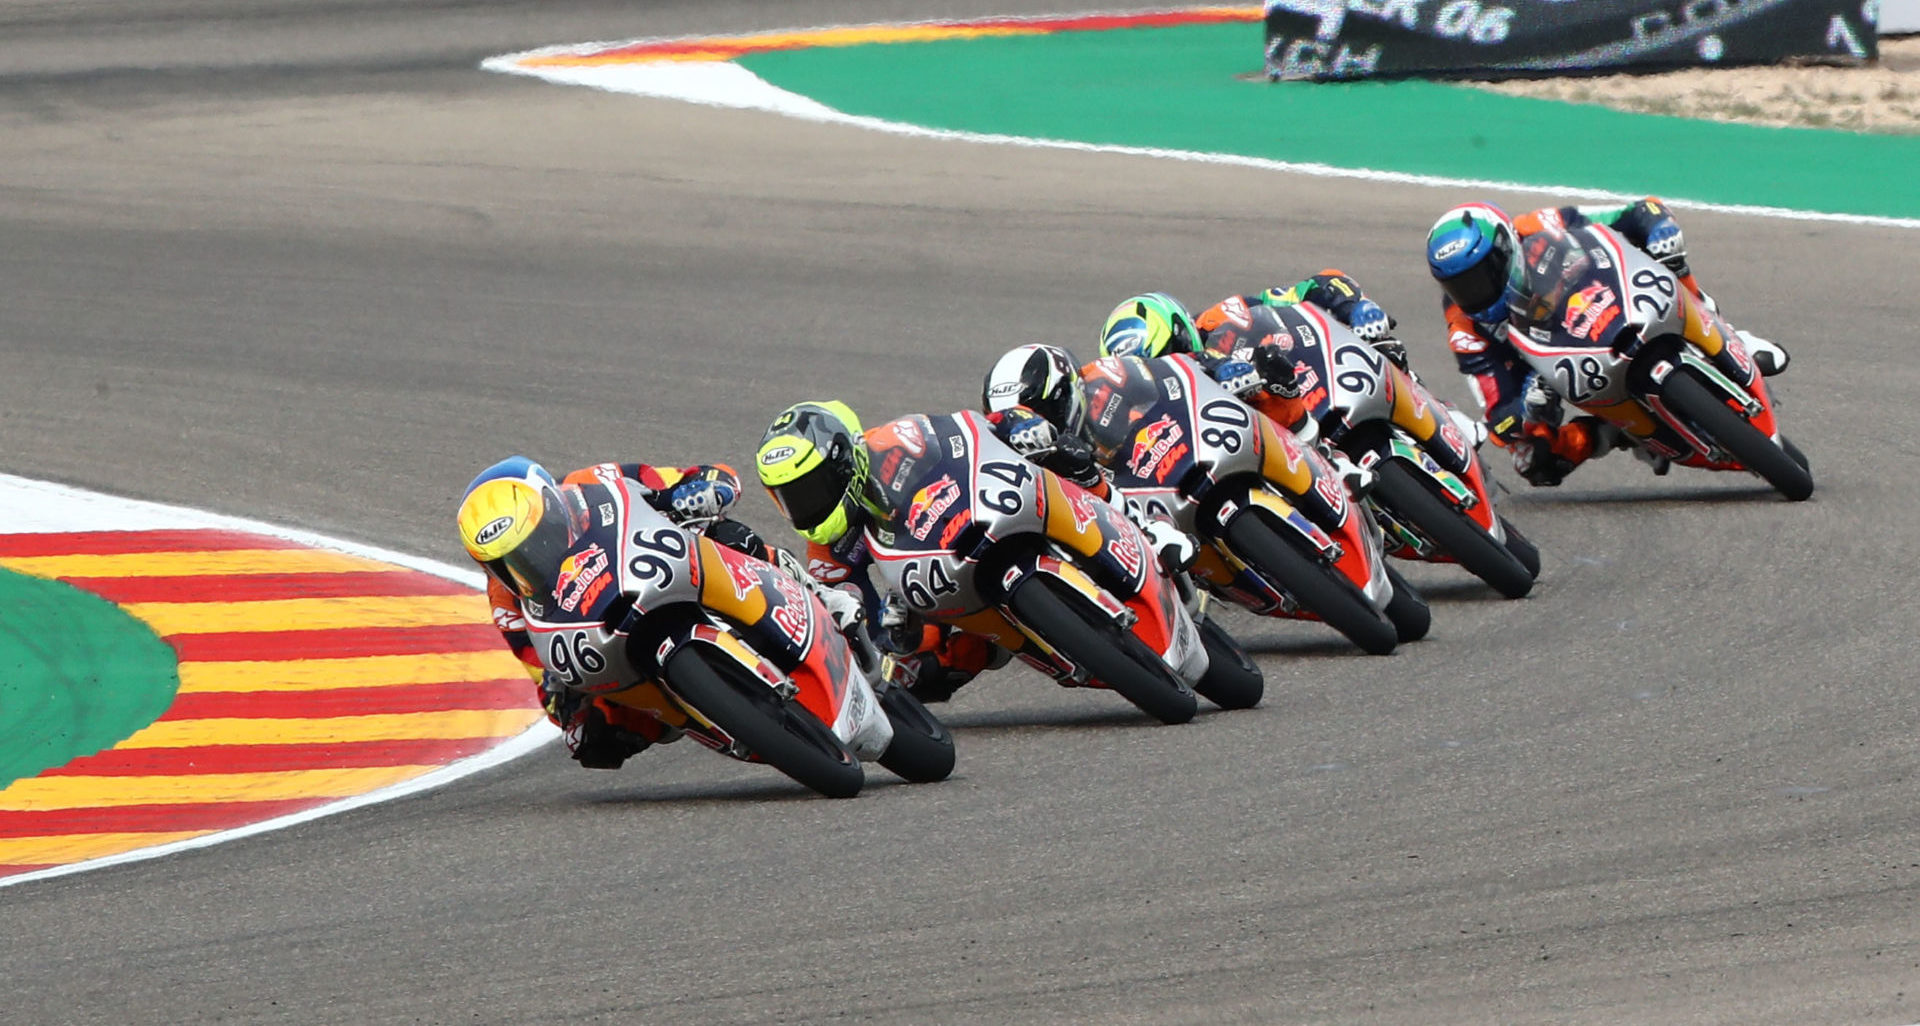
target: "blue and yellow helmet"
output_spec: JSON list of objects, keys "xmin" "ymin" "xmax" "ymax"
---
[
  {"xmin": 755, "ymin": 401, "xmax": 870, "ymax": 546},
  {"xmin": 1099, "ymin": 292, "xmax": 1199, "ymax": 359},
  {"xmin": 456, "ymin": 456, "xmax": 575, "ymax": 599},
  {"xmin": 1426, "ymin": 203, "xmax": 1516, "ymax": 325}
]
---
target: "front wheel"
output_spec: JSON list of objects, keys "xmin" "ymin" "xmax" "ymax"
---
[
  {"xmin": 1383, "ymin": 565, "xmax": 1431, "ymax": 643},
  {"xmin": 1007, "ymin": 576, "xmax": 1198, "ymax": 725},
  {"xmin": 663, "ymin": 646, "xmax": 864, "ymax": 798},
  {"xmin": 1194, "ymin": 616, "xmax": 1263, "ymax": 710},
  {"xmin": 1660, "ymin": 370, "xmax": 1813, "ymax": 501},
  {"xmin": 875, "ymin": 685, "xmax": 956, "ymax": 783},
  {"xmin": 1499, "ymin": 516, "xmax": 1541, "ymax": 578},
  {"xmin": 1370, "ymin": 460, "xmax": 1535, "ymax": 599},
  {"xmin": 1222, "ymin": 512, "xmax": 1397, "ymax": 655}
]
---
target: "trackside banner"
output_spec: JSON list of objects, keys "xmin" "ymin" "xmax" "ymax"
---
[{"xmin": 1263, "ymin": 0, "xmax": 1877, "ymax": 80}]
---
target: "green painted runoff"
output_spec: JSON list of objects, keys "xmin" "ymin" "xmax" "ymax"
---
[
  {"xmin": 737, "ymin": 21, "xmax": 1920, "ymax": 220},
  {"xmin": 0, "ymin": 569, "xmax": 179, "ymax": 789}
]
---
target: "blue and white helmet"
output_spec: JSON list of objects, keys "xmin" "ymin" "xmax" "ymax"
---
[{"xmin": 1425, "ymin": 203, "xmax": 1517, "ymax": 326}]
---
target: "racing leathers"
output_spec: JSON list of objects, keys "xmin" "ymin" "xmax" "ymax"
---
[
  {"xmin": 1195, "ymin": 270, "xmax": 1429, "ymax": 495},
  {"xmin": 983, "ymin": 405, "xmax": 1198, "ymax": 575},
  {"xmin": 1196, "ymin": 270, "xmax": 1411, "ymax": 431},
  {"xmin": 797, "ymin": 420, "xmax": 1006, "ymax": 703},
  {"xmin": 1452, "ymin": 197, "xmax": 1785, "ymax": 486},
  {"xmin": 484, "ymin": 461, "xmax": 773, "ymax": 769}
]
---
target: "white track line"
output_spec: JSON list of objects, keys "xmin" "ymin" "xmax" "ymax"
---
[{"xmin": 0, "ymin": 473, "xmax": 556, "ymax": 889}]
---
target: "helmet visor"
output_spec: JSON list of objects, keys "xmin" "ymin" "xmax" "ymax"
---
[
  {"xmin": 1102, "ymin": 316, "xmax": 1154, "ymax": 358},
  {"xmin": 490, "ymin": 498, "xmax": 575, "ymax": 599},
  {"xmin": 770, "ymin": 461, "xmax": 850, "ymax": 534},
  {"xmin": 1438, "ymin": 247, "xmax": 1510, "ymax": 320}
]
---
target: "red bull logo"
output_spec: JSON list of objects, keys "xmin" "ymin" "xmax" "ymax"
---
[
  {"xmin": 1128, "ymin": 414, "xmax": 1188, "ymax": 481},
  {"xmin": 1562, "ymin": 282, "xmax": 1618, "ymax": 340},
  {"xmin": 725, "ymin": 552, "xmax": 763, "ymax": 600},
  {"xmin": 906, "ymin": 475, "xmax": 961, "ymax": 540},
  {"xmin": 1068, "ymin": 490, "xmax": 1101, "ymax": 531},
  {"xmin": 555, "ymin": 544, "xmax": 610, "ymax": 612}
]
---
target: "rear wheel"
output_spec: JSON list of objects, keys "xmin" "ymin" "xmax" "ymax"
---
[
  {"xmin": 1370, "ymin": 460, "xmax": 1535, "ymax": 599},
  {"xmin": 1499, "ymin": 516, "xmax": 1541, "ymax": 578},
  {"xmin": 875, "ymin": 685, "xmax": 956, "ymax": 783},
  {"xmin": 1383, "ymin": 565, "xmax": 1431, "ymax": 643},
  {"xmin": 663, "ymin": 646, "xmax": 863, "ymax": 799},
  {"xmin": 1661, "ymin": 370, "xmax": 1813, "ymax": 501},
  {"xmin": 1194, "ymin": 615, "xmax": 1263, "ymax": 710},
  {"xmin": 1007, "ymin": 576, "xmax": 1198, "ymax": 724},
  {"xmin": 1222, "ymin": 512, "xmax": 1397, "ymax": 655}
]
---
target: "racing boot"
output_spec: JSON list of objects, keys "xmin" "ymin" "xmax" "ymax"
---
[
  {"xmin": 1737, "ymin": 330, "xmax": 1789, "ymax": 377},
  {"xmin": 1446, "ymin": 404, "xmax": 1489, "ymax": 449},
  {"xmin": 1630, "ymin": 443, "xmax": 1672, "ymax": 476},
  {"xmin": 1325, "ymin": 447, "xmax": 1376, "ymax": 497}
]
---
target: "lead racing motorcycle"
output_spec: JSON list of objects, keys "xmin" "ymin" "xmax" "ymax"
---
[
  {"xmin": 1505, "ymin": 223, "xmax": 1812, "ymax": 501},
  {"xmin": 1209, "ymin": 298, "xmax": 1538, "ymax": 599},
  {"xmin": 521, "ymin": 475, "xmax": 954, "ymax": 799},
  {"xmin": 1080, "ymin": 354, "xmax": 1416, "ymax": 655},
  {"xmin": 863, "ymin": 410, "xmax": 1263, "ymax": 724}
]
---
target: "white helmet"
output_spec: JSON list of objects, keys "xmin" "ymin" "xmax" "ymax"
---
[{"xmin": 981, "ymin": 344, "xmax": 1088, "ymax": 434}]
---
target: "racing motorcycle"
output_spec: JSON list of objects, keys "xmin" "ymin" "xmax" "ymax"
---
[
  {"xmin": 1080, "ymin": 354, "xmax": 1416, "ymax": 656},
  {"xmin": 862, "ymin": 410, "xmax": 1263, "ymax": 724},
  {"xmin": 1208, "ymin": 298, "xmax": 1538, "ymax": 599},
  {"xmin": 519, "ymin": 475, "xmax": 954, "ymax": 799},
  {"xmin": 1505, "ymin": 223, "xmax": 1811, "ymax": 501}
]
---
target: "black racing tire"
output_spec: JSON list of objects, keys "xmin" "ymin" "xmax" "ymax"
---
[
  {"xmin": 1782, "ymin": 436, "xmax": 1810, "ymax": 473},
  {"xmin": 1222, "ymin": 512, "xmax": 1397, "ymax": 656},
  {"xmin": 1194, "ymin": 615, "xmax": 1264, "ymax": 710},
  {"xmin": 1661, "ymin": 370, "xmax": 1814, "ymax": 501},
  {"xmin": 1383, "ymin": 565, "xmax": 1431, "ymax": 643},
  {"xmin": 1499, "ymin": 516, "xmax": 1542, "ymax": 578},
  {"xmin": 875, "ymin": 684, "xmax": 956, "ymax": 783},
  {"xmin": 662, "ymin": 646, "xmax": 864, "ymax": 799},
  {"xmin": 1007, "ymin": 576, "xmax": 1197, "ymax": 725},
  {"xmin": 1370, "ymin": 460, "xmax": 1535, "ymax": 599}
]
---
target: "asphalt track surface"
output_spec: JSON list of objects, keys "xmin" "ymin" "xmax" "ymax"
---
[{"xmin": 3, "ymin": 3, "xmax": 1917, "ymax": 1023}]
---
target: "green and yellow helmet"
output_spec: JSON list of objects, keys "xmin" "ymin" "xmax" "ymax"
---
[
  {"xmin": 1098, "ymin": 292, "xmax": 1200, "ymax": 359},
  {"xmin": 755, "ymin": 400, "xmax": 870, "ymax": 546}
]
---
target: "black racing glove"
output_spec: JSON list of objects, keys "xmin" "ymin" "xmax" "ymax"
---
[{"xmin": 1252, "ymin": 344, "xmax": 1305, "ymax": 399}]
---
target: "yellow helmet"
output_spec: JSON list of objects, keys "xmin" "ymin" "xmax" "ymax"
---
[
  {"xmin": 755, "ymin": 400, "xmax": 869, "ymax": 546},
  {"xmin": 456, "ymin": 457, "xmax": 578, "ymax": 599}
]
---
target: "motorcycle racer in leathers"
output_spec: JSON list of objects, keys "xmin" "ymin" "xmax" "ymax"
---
[
  {"xmin": 980, "ymin": 344, "xmax": 1199, "ymax": 572},
  {"xmin": 1425, "ymin": 197, "xmax": 1791, "ymax": 486},
  {"xmin": 456, "ymin": 456, "xmax": 859, "ymax": 769},
  {"xmin": 755, "ymin": 401, "xmax": 1009, "ymax": 704}
]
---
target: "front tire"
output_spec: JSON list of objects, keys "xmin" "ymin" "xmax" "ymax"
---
[
  {"xmin": 663, "ymin": 647, "xmax": 864, "ymax": 799},
  {"xmin": 1007, "ymin": 576, "xmax": 1198, "ymax": 725},
  {"xmin": 1222, "ymin": 512, "xmax": 1397, "ymax": 655},
  {"xmin": 1660, "ymin": 370, "xmax": 1813, "ymax": 501},
  {"xmin": 1370, "ymin": 460, "xmax": 1535, "ymax": 599},
  {"xmin": 1499, "ymin": 516, "xmax": 1541, "ymax": 578},
  {"xmin": 875, "ymin": 685, "xmax": 956, "ymax": 783},
  {"xmin": 1383, "ymin": 565, "xmax": 1431, "ymax": 643},
  {"xmin": 1194, "ymin": 616, "xmax": 1263, "ymax": 710}
]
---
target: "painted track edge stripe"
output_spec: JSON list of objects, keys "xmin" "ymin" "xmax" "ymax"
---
[
  {"xmin": 481, "ymin": 16, "xmax": 1920, "ymax": 232},
  {"xmin": 0, "ymin": 472, "xmax": 558, "ymax": 889}
]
